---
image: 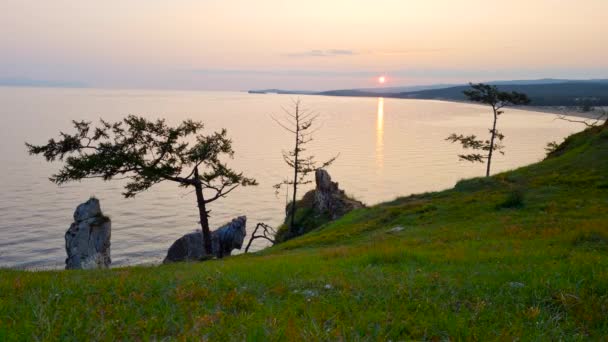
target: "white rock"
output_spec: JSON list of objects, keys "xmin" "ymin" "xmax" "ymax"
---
[
  {"xmin": 65, "ymin": 198, "xmax": 111, "ymax": 270},
  {"xmin": 302, "ymin": 289, "xmax": 318, "ymax": 298},
  {"xmin": 163, "ymin": 216, "xmax": 247, "ymax": 263},
  {"xmin": 508, "ymin": 282, "xmax": 525, "ymax": 288}
]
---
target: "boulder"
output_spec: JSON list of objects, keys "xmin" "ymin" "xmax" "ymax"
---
[
  {"xmin": 65, "ymin": 198, "xmax": 111, "ymax": 269},
  {"xmin": 163, "ymin": 216, "xmax": 247, "ymax": 263},
  {"xmin": 313, "ymin": 169, "xmax": 364, "ymax": 220},
  {"xmin": 277, "ymin": 169, "xmax": 365, "ymax": 242}
]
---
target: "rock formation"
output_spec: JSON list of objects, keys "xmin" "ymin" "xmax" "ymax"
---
[
  {"xmin": 163, "ymin": 216, "xmax": 247, "ymax": 263},
  {"xmin": 313, "ymin": 169, "xmax": 364, "ymax": 220},
  {"xmin": 65, "ymin": 198, "xmax": 112, "ymax": 269},
  {"xmin": 277, "ymin": 169, "xmax": 365, "ymax": 242}
]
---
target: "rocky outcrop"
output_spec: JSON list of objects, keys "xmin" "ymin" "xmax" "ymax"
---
[
  {"xmin": 313, "ymin": 169, "xmax": 364, "ymax": 220},
  {"xmin": 163, "ymin": 216, "xmax": 247, "ymax": 263},
  {"xmin": 65, "ymin": 198, "xmax": 111, "ymax": 270},
  {"xmin": 277, "ymin": 169, "xmax": 365, "ymax": 243}
]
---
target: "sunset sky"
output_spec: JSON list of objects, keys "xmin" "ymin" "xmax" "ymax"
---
[{"xmin": 1, "ymin": 0, "xmax": 607, "ymax": 90}]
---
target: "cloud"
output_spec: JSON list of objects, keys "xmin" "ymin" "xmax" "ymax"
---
[
  {"xmin": 370, "ymin": 48, "xmax": 455, "ymax": 56},
  {"xmin": 286, "ymin": 49, "xmax": 357, "ymax": 57},
  {"xmin": 190, "ymin": 68, "xmax": 377, "ymax": 78},
  {"xmin": 284, "ymin": 47, "xmax": 457, "ymax": 58}
]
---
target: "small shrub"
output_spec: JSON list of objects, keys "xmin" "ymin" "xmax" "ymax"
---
[
  {"xmin": 276, "ymin": 205, "xmax": 332, "ymax": 243},
  {"xmin": 545, "ymin": 141, "xmax": 560, "ymax": 157},
  {"xmin": 544, "ymin": 135, "xmax": 576, "ymax": 159},
  {"xmin": 496, "ymin": 190, "xmax": 524, "ymax": 209},
  {"xmin": 597, "ymin": 183, "xmax": 608, "ymax": 189},
  {"xmin": 274, "ymin": 224, "xmax": 289, "ymax": 243}
]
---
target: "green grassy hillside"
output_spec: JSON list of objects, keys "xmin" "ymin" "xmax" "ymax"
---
[{"xmin": 2, "ymin": 125, "xmax": 608, "ymax": 340}]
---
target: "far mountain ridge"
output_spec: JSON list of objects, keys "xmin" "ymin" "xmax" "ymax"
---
[
  {"xmin": 249, "ymin": 79, "xmax": 608, "ymax": 106},
  {"xmin": 0, "ymin": 78, "xmax": 88, "ymax": 88}
]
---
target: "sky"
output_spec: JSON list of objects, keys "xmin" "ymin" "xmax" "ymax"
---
[{"xmin": 1, "ymin": 0, "xmax": 607, "ymax": 90}]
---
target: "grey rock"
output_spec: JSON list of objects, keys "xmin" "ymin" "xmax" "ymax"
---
[
  {"xmin": 301, "ymin": 289, "xmax": 318, "ymax": 298},
  {"xmin": 163, "ymin": 216, "xmax": 247, "ymax": 263},
  {"xmin": 73, "ymin": 198, "xmax": 102, "ymax": 221},
  {"xmin": 65, "ymin": 198, "xmax": 111, "ymax": 270},
  {"xmin": 388, "ymin": 226, "xmax": 405, "ymax": 233},
  {"xmin": 508, "ymin": 282, "xmax": 526, "ymax": 288},
  {"xmin": 313, "ymin": 169, "xmax": 364, "ymax": 220}
]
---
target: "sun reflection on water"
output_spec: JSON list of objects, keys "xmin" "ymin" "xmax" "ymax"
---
[{"xmin": 376, "ymin": 97, "xmax": 384, "ymax": 170}]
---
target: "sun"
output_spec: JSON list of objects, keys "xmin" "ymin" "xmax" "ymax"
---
[{"xmin": 378, "ymin": 76, "xmax": 386, "ymax": 84}]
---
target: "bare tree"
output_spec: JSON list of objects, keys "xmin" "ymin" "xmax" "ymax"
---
[
  {"xmin": 446, "ymin": 83, "xmax": 530, "ymax": 177},
  {"xmin": 244, "ymin": 223, "xmax": 276, "ymax": 253},
  {"xmin": 272, "ymin": 99, "xmax": 337, "ymax": 236},
  {"xmin": 556, "ymin": 109, "xmax": 607, "ymax": 128}
]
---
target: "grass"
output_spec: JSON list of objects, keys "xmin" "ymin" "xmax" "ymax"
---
[{"xmin": 2, "ymin": 125, "xmax": 608, "ymax": 340}]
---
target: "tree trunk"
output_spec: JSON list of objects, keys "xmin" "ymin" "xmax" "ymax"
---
[
  {"xmin": 486, "ymin": 107, "xmax": 499, "ymax": 177},
  {"xmin": 193, "ymin": 167, "xmax": 213, "ymax": 256},
  {"xmin": 289, "ymin": 103, "xmax": 300, "ymax": 235}
]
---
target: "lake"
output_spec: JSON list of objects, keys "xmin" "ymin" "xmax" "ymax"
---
[{"xmin": 0, "ymin": 87, "xmax": 582, "ymax": 269}]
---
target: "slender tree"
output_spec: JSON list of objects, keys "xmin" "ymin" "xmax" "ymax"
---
[
  {"xmin": 446, "ymin": 83, "xmax": 530, "ymax": 177},
  {"xmin": 26, "ymin": 115, "xmax": 256, "ymax": 257},
  {"xmin": 272, "ymin": 100, "xmax": 337, "ymax": 235}
]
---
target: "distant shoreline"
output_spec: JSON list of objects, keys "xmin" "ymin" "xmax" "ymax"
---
[
  {"xmin": 248, "ymin": 79, "xmax": 608, "ymax": 119},
  {"xmin": 514, "ymin": 105, "xmax": 605, "ymax": 119},
  {"xmin": 249, "ymin": 90, "xmax": 604, "ymax": 120},
  {"xmin": 434, "ymin": 98, "xmax": 605, "ymax": 120},
  {"xmin": 427, "ymin": 98, "xmax": 603, "ymax": 119}
]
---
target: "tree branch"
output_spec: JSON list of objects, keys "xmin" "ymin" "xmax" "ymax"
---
[
  {"xmin": 204, "ymin": 183, "xmax": 240, "ymax": 203},
  {"xmin": 556, "ymin": 114, "xmax": 604, "ymax": 128},
  {"xmin": 245, "ymin": 223, "xmax": 276, "ymax": 253}
]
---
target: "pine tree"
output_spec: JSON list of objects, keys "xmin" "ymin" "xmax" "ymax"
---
[
  {"xmin": 26, "ymin": 115, "xmax": 257, "ymax": 257},
  {"xmin": 446, "ymin": 83, "xmax": 530, "ymax": 177},
  {"xmin": 272, "ymin": 100, "xmax": 337, "ymax": 236}
]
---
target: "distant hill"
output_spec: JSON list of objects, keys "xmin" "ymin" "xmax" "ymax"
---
[
  {"xmin": 489, "ymin": 78, "xmax": 578, "ymax": 85},
  {"xmin": 395, "ymin": 81, "xmax": 608, "ymax": 106},
  {"xmin": 247, "ymin": 89, "xmax": 315, "ymax": 95},
  {"xmin": 352, "ymin": 79, "xmax": 608, "ymax": 94},
  {"xmin": 0, "ymin": 78, "xmax": 87, "ymax": 88},
  {"xmin": 249, "ymin": 79, "xmax": 608, "ymax": 106}
]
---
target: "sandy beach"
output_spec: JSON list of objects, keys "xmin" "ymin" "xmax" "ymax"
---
[{"xmin": 518, "ymin": 105, "xmax": 607, "ymax": 120}]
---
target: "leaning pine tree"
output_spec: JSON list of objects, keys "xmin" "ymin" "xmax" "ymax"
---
[
  {"xmin": 446, "ymin": 83, "xmax": 530, "ymax": 177},
  {"xmin": 26, "ymin": 116, "xmax": 257, "ymax": 257},
  {"xmin": 272, "ymin": 100, "xmax": 337, "ymax": 236}
]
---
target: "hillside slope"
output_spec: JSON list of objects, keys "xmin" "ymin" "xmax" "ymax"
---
[
  {"xmin": 397, "ymin": 82, "xmax": 608, "ymax": 106},
  {"xmin": 1, "ymin": 126, "xmax": 608, "ymax": 340}
]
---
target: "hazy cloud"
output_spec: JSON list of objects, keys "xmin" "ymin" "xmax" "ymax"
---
[
  {"xmin": 370, "ymin": 48, "xmax": 455, "ymax": 56},
  {"xmin": 286, "ymin": 49, "xmax": 357, "ymax": 57},
  {"xmin": 190, "ymin": 68, "xmax": 377, "ymax": 77},
  {"xmin": 285, "ymin": 48, "xmax": 455, "ymax": 58}
]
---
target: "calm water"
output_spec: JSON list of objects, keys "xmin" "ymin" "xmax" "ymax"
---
[{"xmin": 0, "ymin": 87, "xmax": 582, "ymax": 269}]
